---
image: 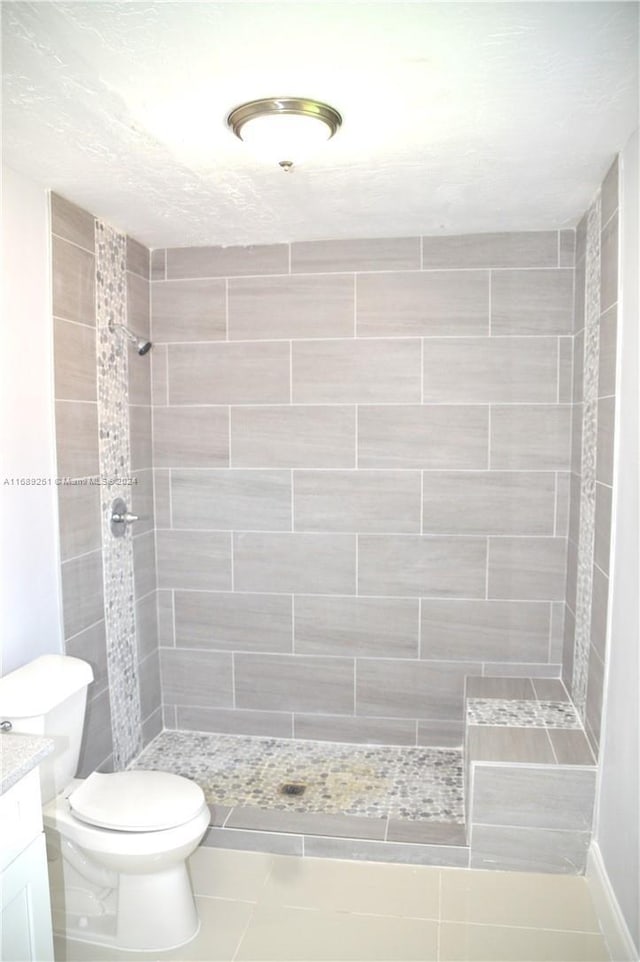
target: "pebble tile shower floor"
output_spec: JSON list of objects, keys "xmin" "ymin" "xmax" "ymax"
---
[{"xmin": 132, "ymin": 731, "xmax": 465, "ymax": 823}]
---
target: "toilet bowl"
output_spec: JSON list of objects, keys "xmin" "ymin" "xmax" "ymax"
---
[
  {"xmin": 45, "ymin": 772, "xmax": 210, "ymax": 951},
  {"xmin": 0, "ymin": 655, "xmax": 210, "ymax": 952}
]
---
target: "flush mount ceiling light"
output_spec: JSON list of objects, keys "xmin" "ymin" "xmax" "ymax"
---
[{"xmin": 226, "ymin": 97, "xmax": 342, "ymax": 170}]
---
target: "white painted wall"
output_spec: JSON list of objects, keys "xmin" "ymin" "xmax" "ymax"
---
[
  {"xmin": 1, "ymin": 166, "xmax": 63, "ymax": 673},
  {"xmin": 592, "ymin": 128, "xmax": 640, "ymax": 957}
]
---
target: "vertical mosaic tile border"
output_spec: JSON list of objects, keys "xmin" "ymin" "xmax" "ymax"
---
[
  {"xmin": 572, "ymin": 196, "xmax": 601, "ymax": 719},
  {"xmin": 95, "ymin": 221, "xmax": 143, "ymax": 769}
]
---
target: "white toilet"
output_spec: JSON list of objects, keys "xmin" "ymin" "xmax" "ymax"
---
[{"xmin": 0, "ymin": 654, "xmax": 210, "ymax": 952}]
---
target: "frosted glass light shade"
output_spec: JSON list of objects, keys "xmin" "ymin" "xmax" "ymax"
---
[{"xmin": 227, "ymin": 98, "xmax": 342, "ymax": 168}]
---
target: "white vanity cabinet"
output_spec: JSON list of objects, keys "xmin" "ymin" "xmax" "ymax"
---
[{"xmin": 1, "ymin": 766, "xmax": 54, "ymax": 962}]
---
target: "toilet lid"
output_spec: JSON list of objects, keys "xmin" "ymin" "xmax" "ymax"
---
[{"xmin": 68, "ymin": 771, "xmax": 206, "ymax": 832}]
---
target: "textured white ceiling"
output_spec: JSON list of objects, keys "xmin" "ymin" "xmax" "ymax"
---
[{"xmin": 2, "ymin": 2, "xmax": 638, "ymax": 247}]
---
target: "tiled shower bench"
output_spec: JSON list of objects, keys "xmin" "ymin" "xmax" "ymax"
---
[{"xmin": 465, "ymin": 676, "xmax": 597, "ymax": 874}]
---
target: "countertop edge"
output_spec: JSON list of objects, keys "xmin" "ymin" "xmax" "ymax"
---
[{"xmin": 1, "ymin": 733, "xmax": 54, "ymax": 796}]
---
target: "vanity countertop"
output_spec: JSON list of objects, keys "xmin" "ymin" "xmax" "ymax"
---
[{"xmin": 1, "ymin": 733, "xmax": 53, "ymax": 795}]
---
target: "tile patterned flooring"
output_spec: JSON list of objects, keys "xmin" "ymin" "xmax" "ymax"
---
[
  {"xmin": 133, "ymin": 731, "xmax": 465, "ymax": 823},
  {"xmin": 54, "ymin": 846, "xmax": 611, "ymax": 961}
]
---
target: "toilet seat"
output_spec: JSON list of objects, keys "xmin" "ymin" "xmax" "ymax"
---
[{"xmin": 68, "ymin": 771, "xmax": 206, "ymax": 832}]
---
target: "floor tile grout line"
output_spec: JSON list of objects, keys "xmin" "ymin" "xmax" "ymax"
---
[{"xmin": 230, "ymin": 899, "xmax": 259, "ymax": 962}]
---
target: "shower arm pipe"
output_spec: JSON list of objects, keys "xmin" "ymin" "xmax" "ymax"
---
[{"xmin": 109, "ymin": 322, "xmax": 152, "ymax": 356}]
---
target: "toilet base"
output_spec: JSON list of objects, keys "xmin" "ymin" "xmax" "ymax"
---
[
  {"xmin": 51, "ymin": 860, "xmax": 200, "ymax": 952},
  {"xmin": 48, "ymin": 836, "xmax": 202, "ymax": 952}
]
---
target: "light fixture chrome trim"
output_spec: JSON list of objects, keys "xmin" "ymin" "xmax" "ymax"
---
[{"xmin": 226, "ymin": 97, "xmax": 342, "ymax": 142}]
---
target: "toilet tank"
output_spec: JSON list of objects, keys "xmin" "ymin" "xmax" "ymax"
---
[{"xmin": 0, "ymin": 655, "xmax": 94, "ymax": 804}]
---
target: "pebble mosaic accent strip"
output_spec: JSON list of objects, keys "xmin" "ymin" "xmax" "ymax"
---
[
  {"xmin": 572, "ymin": 196, "xmax": 601, "ymax": 720},
  {"xmin": 467, "ymin": 698, "xmax": 581, "ymax": 729},
  {"xmin": 132, "ymin": 731, "xmax": 465, "ymax": 823},
  {"xmin": 95, "ymin": 220, "xmax": 142, "ymax": 769}
]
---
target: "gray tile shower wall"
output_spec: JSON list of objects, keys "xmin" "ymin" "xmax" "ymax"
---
[
  {"xmin": 51, "ymin": 193, "xmax": 160, "ymax": 771},
  {"xmin": 152, "ymin": 231, "xmax": 575, "ymax": 745},
  {"xmin": 563, "ymin": 158, "xmax": 619, "ymax": 755}
]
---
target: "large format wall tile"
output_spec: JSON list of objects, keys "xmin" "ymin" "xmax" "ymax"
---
[
  {"xmin": 234, "ymin": 532, "xmax": 356, "ymax": 594},
  {"xmin": 421, "ymin": 231, "xmax": 558, "ymax": 269},
  {"xmin": 157, "ymin": 530, "xmax": 232, "ymax": 590},
  {"xmin": 52, "ymin": 236, "xmax": 95, "ymax": 324},
  {"xmin": 488, "ymin": 537, "xmax": 567, "ymax": 600},
  {"xmin": 172, "ymin": 469, "xmax": 291, "ymax": 530},
  {"xmin": 152, "ymin": 250, "xmax": 167, "ymax": 280},
  {"xmin": 77, "ymin": 689, "xmax": 113, "ymax": 776},
  {"xmin": 294, "ymin": 595, "xmax": 419, "ymax": 658},
  {"xmin": 169, "ymin": 342, "xmax": 290, "ymax": 404},
  {"xmin": 294, "ymin": 713, "xmax": 417, "ymax": 745},
  {"xmin": 177, "ymin": 706, "xmax": 293, "ymax": 738},
  {"xmin": 51, "ymin": 193, "xmax": 95, "ymax": 251},
  {"xmin": 585, "ymin": 646, "xmax": 605, "ymax": 749},
  {"xmin": 65, "ymin": 620, "xmax": 108, "ymax": 696},
  {"xmin": 235, "ymin": 653, "xmax": 355, "ymax": 713},
  {"xmin": 491, "ymin": 269, "xmax": 573, "ymax": 334},
  {"xmin": 128, "ymin": 347, "xmax": 151, "ymax": 406},
  {"xmin": 356, "ymin": 659, "xmax": 478, "ymax": 720},
  {"xmin": 231, "ymin": 405, "xmax": 356, "ymax": 468},
  {"xmin": 153, "ymin": 406, "xmax": 229, "ymax": 467},
  {"xmin": 57, "ymin": 480, "xmax": 102, "ymax": 561},
  {"xmin": 151, "ymin": 345, "xmax": 168, "ymax": 405},
  {"xmin": 291, "ymin": 236, "xmax": 420, "ymax": 273},
  {"xmin": 61, "ymin": 550, "xmax": 104, "ymax": 639},
  {"xmin": 598, "ymin": 306, "xmax": 617, "ymax": 397},
  {"xmin": 138, "ymin": 651, "xmax": 161, "ymax": 721},
  {"xmin": 600, "ymin": 156, "xmax": 619, "ymax": 228},
  {"xmin": 135, "ymin": 592, "xmax": 159, "ymax": 662},
  {"xmin": 358, "ymin": 535, "xmax": 486, "ymax": 597},
  {"xmin": 127, "ymin": 272, "xmax": 150, "ymax": 336},
  {"xmin": 357, "ymin": 405, "xmax": 488, "ymax": 469},
  {"xmin": 292, "ymin": 338, "xmax": 421, "ymax": 403},
  {"xmin": 54, "ymin": 318, "xmax": 97, "ymax": 401},
  {"xmin": 600, "ymin": 212, "xmax": 618, "ymax": 313},
  {"xmin": 126, "ymin": 236, "xmax": 149, "ymax": 278},
  {"xmin": 160, "ymin": 648, "xmax": 234, "ymax": 708},
  {"xmin": 594, "ymin": 482, "xmax": 612, "ymax": 575},
  {"xmin": 165, "ymin": 243, "xmax": 288, "ymax": 278},
  {"xmin": 228, "ymin": 274, "xmax": 354, "ymax": 340},
  {"xmin": 152, "ymin": 279, "xmax": 226, "ymax": 342},
  {"xmin": 293, "ymin": 470, "xmax": 421, "ymax": 533},
  {"xmin": 421, "ymin": 471, "xmax": 555, "ymax": 535},
  {"xmin": 356, "ymin": 270, "xmax": 489, "ymax": 337},
  {"xmin": 420, "ymin": 600, "xmax": 550, "ymax": 664},
  {"xmin": 470, "ymin": 824, "xmax": 590, "ymax": 874},
  {"xmin": 422, "ymin": 337, "xmax": 558, "ymax": 402},
  {"xmin": 596, "ymin": 396, "xmax": 615, "ymax": 485},
  {"xmin": 55, "ymin": 401, "xmax": 99, "ymax": 477},
  {"xmin": 490, "ymin": 405, "xmax": 571, "ymax": 470},
  {"xmin": 467, "ymin": 726, "xmax": 556, "ymax": 764},
  {"xmin": 129, "ymin": 404, "xmax": 152, "ymax": 470},
  {"xmin": 471, "ymin": 765, "xmax": 596, "ymax": 830},
  {"xmin": 174, "ymin": 591, "xmax": 292, "ymax": 652},
  {"xmin": 132, "ymin": 531, "xmax": 156, "ymax": 599}
]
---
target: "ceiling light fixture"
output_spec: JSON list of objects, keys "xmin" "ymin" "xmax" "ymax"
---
[{"xmin": 226, "ymin": 97, "xmax": 342, "ymax": 171}]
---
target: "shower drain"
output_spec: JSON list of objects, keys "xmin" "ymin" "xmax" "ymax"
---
[{"xmin": 279, "ymin": 782, "xmax": 306, "ymax": 797}]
